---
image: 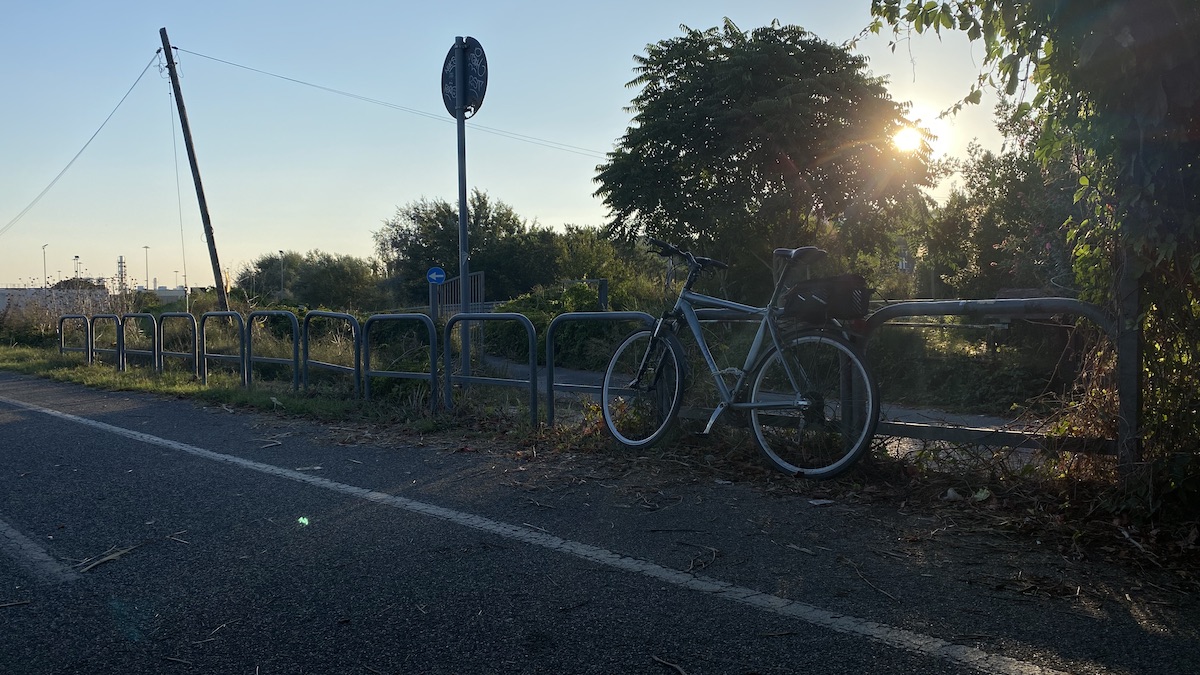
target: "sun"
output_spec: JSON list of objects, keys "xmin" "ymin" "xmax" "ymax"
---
[{"xmin": 893, "ymin": 126, "xmax": 924, "ymax": 152}]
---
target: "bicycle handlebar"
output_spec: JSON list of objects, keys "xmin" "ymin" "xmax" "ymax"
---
[{"xmin": 647, "ymin": 238, "xmax": 728, "ymax": 271}]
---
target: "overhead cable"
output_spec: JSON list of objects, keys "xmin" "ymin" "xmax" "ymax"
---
[
  {"xmin": 175, "ymin": 48, "xmax": 609, "ymax": 160},
  {"xmin": 0, "ymin": 53, "xmax": 161, "ymax": 240}
]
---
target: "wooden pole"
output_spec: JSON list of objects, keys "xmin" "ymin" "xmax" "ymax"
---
[
  {"xmin": 159, "ymin": 27, "xmax": 229, "ymax": 311},
  {"xmin": 1116, "ymin": 246, "xmax": 1143, "ymax": 486}
]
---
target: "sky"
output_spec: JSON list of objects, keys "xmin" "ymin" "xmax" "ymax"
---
[{"xmin": 0, "ymin": 0, "xmax": 1002, "ymax": 290}]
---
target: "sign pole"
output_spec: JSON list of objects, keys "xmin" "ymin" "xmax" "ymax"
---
[
  {"xmin": 441, "ymin": 35, "xmax": 487, "ymax": 387},
  {"xmin": 455, "ymin": 36, "xmax": 471, "ymax": 378}
]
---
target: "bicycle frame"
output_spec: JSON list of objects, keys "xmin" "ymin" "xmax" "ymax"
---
[{"xmin": 651, "ymin": 285, "xmax": 797, "ymax": 433}]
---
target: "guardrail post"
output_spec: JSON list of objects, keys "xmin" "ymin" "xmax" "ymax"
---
[
  {"xmin": 199, "ymin": 311, "xmax": 247, "ymax": 386},
  {"xmin": 362, "ymin": 314, "xmax": 439, "ymax": 409},
  {"xmin": 247, "ymin": 310, "xmax": 300, "ymax": 391},
  {"xmin": 158, "ymin": 312, "xmax": 199, "ymax": 378},
  {"xmin": 544, "ymin": 311, "xmax": 655, "ymax": 427},
  {"xmin": 58, "ymin": 314, "xmax": 92, "ymax": 364},
  {"xmin": 302, "ymin": 311, "xmax": 361, "ymax": 398},
  {"xmin": 443, "ymin": 312, "xmax": 537, "ymax": 425},
  {"xmin": 89, "ymin": 314, "xmax": 124, "ymax": 371},
  {"xmin": 1116, "ymin": 259, "xmax": 1143, "ymax": 483}
]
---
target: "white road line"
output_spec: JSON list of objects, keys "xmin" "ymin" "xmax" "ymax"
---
[
  {"xmin": 0, "ymin": 395, "xmax": 1066, "ymax": 675},
  {"xmin": 0, "ymin": 517, "xmax": 81, "ymax": 584}
]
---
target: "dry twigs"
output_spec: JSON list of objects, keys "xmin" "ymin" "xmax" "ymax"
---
[
  {"xmin": 77, "ymin": 544, "xmax": 140, "ymax": 573},
  {"xmin": 842, "ymin": 556, "xmax": 899, "ymax": 603},
  {"xmin": 651, "ymin": 655, "xmax": 689, "ymax": 675}
]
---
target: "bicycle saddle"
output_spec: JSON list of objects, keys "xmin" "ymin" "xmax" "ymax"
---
[{"xmin": 773, "ymin": 246, "xmax": 827, "ymax": 264}]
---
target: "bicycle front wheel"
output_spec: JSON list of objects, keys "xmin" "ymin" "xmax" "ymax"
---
[
  {"xmin": 601, "ymin": 329, "xmax": 685, "ymax": 448},
  {"xmin": 749, "ymin": 332, "xmax": 878, "ymax": 479}
]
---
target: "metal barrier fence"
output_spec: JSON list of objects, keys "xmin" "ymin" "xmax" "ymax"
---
[
  {"xmin": 58, "ymin": 314, "xmax": 92, "ymax": 364},
  {"xmin": 121, "ymin": 313, "xmax": 159, "ymax": 372},
  {"xmin": 199, "ymin": 311, "xmax": 247, "ymax": 386},
  {"xmin": 90, "ymin": 314, "xmax": 123, "ymax": 370},
  {"xmin": 443, "ymin": 312, "xmax": 538, "ymax": 425},
  {"xmin": 362, "ymin": 314, "xmax": 438, "ymax": 407},
  {"xmin": 861, "ymin": 297, "xmax": 1122, "ymax": 456},
  {"xmin": 303, "ymin": 311, "xmax": 361, "ymax": 397},
  {"xmin": 54, "ymin": 298, "xmax": 1133, "ymax": 462},
  {"xmin": 543, "ymin": 311, "xmax": 655, "ymax": 426},
  {"xmin": 158, "ymin": 312, "xmax": 199, "ymax": 378},
  {"xmin": 247, "ymin": 310, "xmax": 300, "ymax": 391}
]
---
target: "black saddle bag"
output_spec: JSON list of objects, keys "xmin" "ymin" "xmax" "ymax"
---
[{"xmin": 781, "ymin": 274, "xmax": 871, "ymax": 323}]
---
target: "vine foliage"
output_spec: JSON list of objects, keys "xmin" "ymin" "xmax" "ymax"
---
[{"xmin": 871, "ymin": 0, "xmax": 1200, "ymax": 514}]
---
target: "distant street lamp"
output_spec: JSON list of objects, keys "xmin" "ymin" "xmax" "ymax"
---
[
  {"xmin": 174, "ymin": 270, "xmax": 179, "ymax": 288},
  {"xmin": 279, "ymin": 250, "xmax": 285, "ymax": 300},
  {"xmin": 41, "ymin": 244, "xmax": 48, "ymax": 289},
  {"xmin": 143, "ymin": 245, "xmax": 150, "ymax": 290},
  {"xmin": 73, "ymin": 255, "xmax": 80, "ymax": 278}
]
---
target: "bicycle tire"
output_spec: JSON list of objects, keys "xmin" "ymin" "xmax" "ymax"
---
[
  {"xmin": 748, "ymin": 331, "xmax": 879, "ymax": 478},
  {"xmin": 601, "ymin": 329, "xmax": 686, "ymax": 449}
]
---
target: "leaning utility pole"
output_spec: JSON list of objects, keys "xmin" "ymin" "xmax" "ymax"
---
[{"xmin": 159, "ymin": 27, "xmax": 229, "ymax": 311}]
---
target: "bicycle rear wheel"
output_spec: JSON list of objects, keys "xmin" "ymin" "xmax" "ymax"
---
[
  {"xmin": 748, "ymin": 332, "xmax": 878, "ymax": 478},
  {"xmin": 601, "ymin": 329, "xmax": 685, "ymax": 448}
]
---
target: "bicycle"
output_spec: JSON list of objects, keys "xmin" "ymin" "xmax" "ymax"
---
[{"xmin": 600, "ymin": 239, "xmax": 880, "ymax": 479}]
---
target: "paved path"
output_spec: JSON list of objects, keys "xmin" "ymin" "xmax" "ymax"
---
[{"xmin": 0, "ymin": 372, "xmax": 1195, "ymax": 674}]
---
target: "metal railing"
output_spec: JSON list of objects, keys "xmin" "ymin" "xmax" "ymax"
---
[
  {"xmin": 246, "ymin": 310, "xmax": 300, "ymax": 391},
  {"xmin": 543, "ymin": 311, "xmax": 655, "ymax": 426},
  {"xmin": 199, "ymin": 311, "xmax": 247, "ymax": 386},
  {"xmin": 158, "ymin": 312, "xmax": 199, "ymax": 378},
  {"xmin": 90, "ymin": 314, "xmax": 123, "ymax": 370},
  {"xmin": 443, "ymin": 312, "xmax": 538, "ymax": 425},
  {"xmin": 302, "ymin": 311, "xmax": 361, "ymax": 397},
  {"xmin": 121, "ymin": 313, "xmax": 159, "ymax": 372},
  {"xmin": 58, "ymin": 314, "xmax": 92, "ymax": 364},
  {"xmin": 862, "ymin": 297, "xmax": 1121, "ymax": 456},
  {"xmin": 52, "ymin": 296, "xmax": 1134, "ymax": 463},
  {"xmin": 362, "ymin": 313, "xmax": 438, "ymax": 407}
]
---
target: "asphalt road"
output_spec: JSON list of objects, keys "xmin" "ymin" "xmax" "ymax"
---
[{"xmin": 0, "ymin": 372, "xmax": 1195, "ymax": 674}]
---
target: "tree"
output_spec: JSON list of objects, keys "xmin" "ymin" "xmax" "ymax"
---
[
  {"xmin": 236, "ymin": 251, "xmax": 304, "ymax": 303},
  {"xmin": 294, "ymin": 252, "xmax": 386, "ymax": 311},
  {"xmin": 872, "ymin": 0, "xmax": 1200, "ymax": 510},
  {"xmin": 870, "ymin": 1, "xmax": 1200, "ymax": 277},
  {"xmin": 51, "ymin": 278, "xmax": 106, "ymax": 291},
  {"xmin": 235, "ymin": 250, "xmax": 385, "ymax": 311},
  {"xmin": 595, "ymin": 19, "xmax": 935, "ymax": 300},
  {"xmin": 925, "ymin": 126, "xmax": 1080, "ymax": 300},
  {"xmin": 373, "ymin": 190, "xmax": 562, "ymax": 304}
]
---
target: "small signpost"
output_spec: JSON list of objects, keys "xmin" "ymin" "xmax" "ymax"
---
[
  {"xmin": 427, "ymin": 266, "xmax": 446, "ymax": 319},
  {"xmin": 441, "ymin": 37, "xmax": 488, "ymax": 376}
]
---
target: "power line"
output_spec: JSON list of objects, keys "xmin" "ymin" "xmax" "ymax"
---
[
  {"xmin": 0, "ymin": 53, "xmax": 161, "ymax": 240},
  {"xmin": 174, "ymin": 48, "xmax": 610, "ymax": 160}
]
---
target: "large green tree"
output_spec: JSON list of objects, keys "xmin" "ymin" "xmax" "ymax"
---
[
  {"xmin": 373, "ymin": 190, "xmax": 561, "ymax": 305},
  {"xmin": 595, "ymin": 19, "xmax": 935, "ymax": 298}
]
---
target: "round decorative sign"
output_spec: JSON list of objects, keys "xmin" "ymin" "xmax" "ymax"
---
[{"xmin": 441, "ymin": 36, "xmax": 487, "ymax": 118}]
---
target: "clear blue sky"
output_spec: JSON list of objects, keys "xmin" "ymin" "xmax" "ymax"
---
[{"xmin": 0, "ymin": 0, "xmax": 1000, "ymax": 290}]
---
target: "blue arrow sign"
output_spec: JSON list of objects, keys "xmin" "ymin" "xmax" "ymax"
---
[{"xmin": 427, "ymin": 267, "xmax": 447, "ymax": 285}]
